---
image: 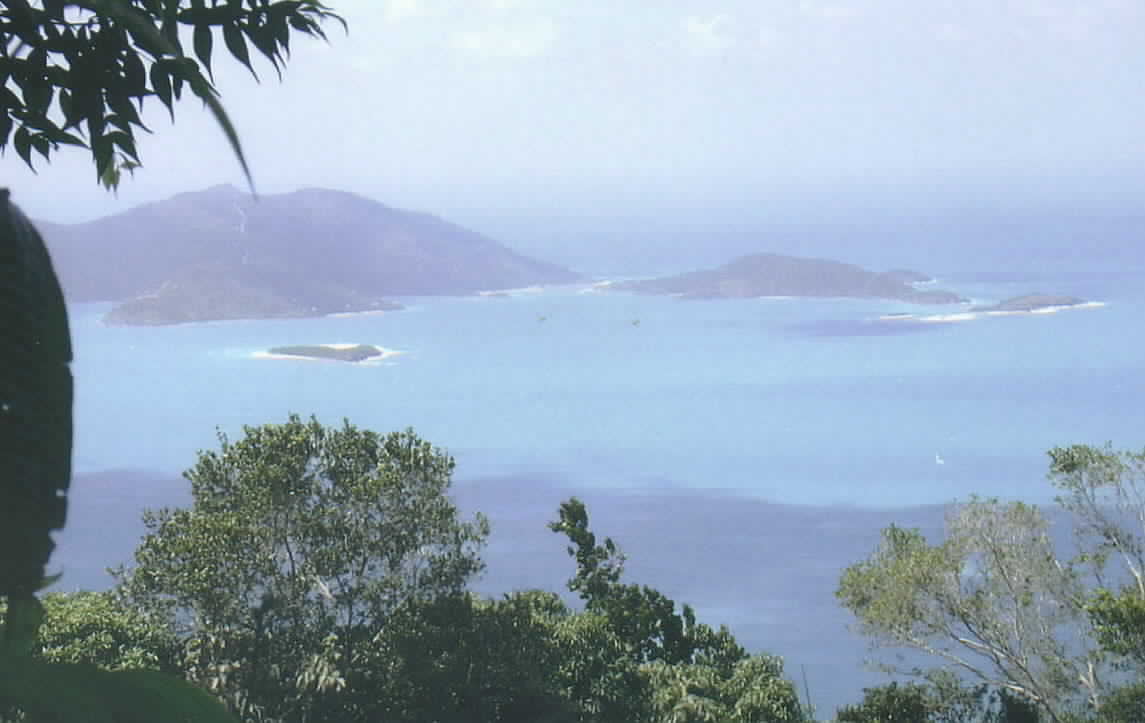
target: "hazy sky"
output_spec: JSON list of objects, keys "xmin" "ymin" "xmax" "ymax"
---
[{"xmin": 8, "ymin": 0, "xmax": 1145, "ymax": 234}]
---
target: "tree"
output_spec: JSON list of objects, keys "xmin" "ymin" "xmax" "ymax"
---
[
  {"xmin": 1094, "ymin": 682, "xmax": 1145, "ymax": 723},
  {"xmin": 836, "ymin": 499, "xmax": 1100, "ymax": 723},
  {"xmin": 15, "ymin": 590, "xmax": 180, "ymax": 672},
  {"xmin": 0, "ymin": 0, "xmax": 343, "ymax": 187},
  {"xmin": 549, "ymin": 497, "xmax": 805, "ymax": 723},
  {"xmin": 1, "ymin": 188, "xmax": 236, "ymax": 722},
  {"xmin": 642, "ymin": 654, "xmax": 804, "ymax": 723},
  {"xmin": 1049, "ymin": 445, "xmax": 1145, "ymax": 672},
  {"xmin": 117, "ymin": 415, "xmax": 489, "ymax": 722},
  {"xmin": 359, "ymin": 591, "xmax": 578, "ymax": 723},
  {"xmin": 549, "ymin": 496, "xmax": 704, "ymax": 665},
  {"xmin": 833, "ymin": 681, "xmax": 943, "ymax": 723},
  {"xmin": 833, "ymin": 680, "xmax": 1044, "ymax": 723}
]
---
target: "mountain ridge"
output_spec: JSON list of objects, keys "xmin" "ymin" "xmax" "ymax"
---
[
  {"xmin": 41, "ymin": 185, "xmax": 581, "ymax": 324},
  {"xmin": 613, "ymin": 253, "xmax": 966, "ymax": 304}
]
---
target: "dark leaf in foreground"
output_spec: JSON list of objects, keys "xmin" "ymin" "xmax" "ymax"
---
[{"xmin": 0, "ymin": 189, "xmax": 72, "ymax": 600}]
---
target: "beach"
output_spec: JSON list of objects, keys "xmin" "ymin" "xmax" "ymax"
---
[{"xmin": 252, "ymin": 343, "xmax": 404, "ymax": 363}]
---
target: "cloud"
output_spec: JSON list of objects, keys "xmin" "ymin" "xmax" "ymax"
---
[
  {"xmin": 681, "ymin": 14, "xmax": 734, "ymax": 56},
  {"xmin": 451, "ymin": 17, "xmax": 556, "ymax": 58},
  {"xmin": 798, "ymin": 0, "xmax": 860, "ymax": 22},
  {"xmin": 382, "ymin": 0, "xmax": 427, "ymax": 23},
  {"xmin": 758, "ymin": 23, "xmax": 781, "ymax": 50}
]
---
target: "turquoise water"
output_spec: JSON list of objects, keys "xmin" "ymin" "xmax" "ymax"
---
[
  {"xmin": 71, "ymin": 271, "xmax": 1145, "ymax": 507},
  {"xmin": 60, "ymin": 269, "xmax": 1145, "ymax": 715}
]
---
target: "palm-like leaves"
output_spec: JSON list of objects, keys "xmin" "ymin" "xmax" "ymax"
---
[{"xmin": 0, "ymin": 0, "xmax": 344, "ymax": 187}]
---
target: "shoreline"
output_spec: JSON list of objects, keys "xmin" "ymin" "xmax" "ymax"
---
[
  {"xmin": 325, "ymin": 309, "xmax": 391, "ymax": 319},
  {"xmin": 252, "ymin": 343, "xmax": 404, "ymax": 364},
  {"xmin": 879, "ymin": 300, "xmax": 1105, "ymax": 324},
  {"xmin": 478, "ymin": 285, "xmax": 545, "ymax": 297}
]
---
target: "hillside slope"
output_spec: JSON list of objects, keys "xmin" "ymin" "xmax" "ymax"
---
[{"xmin": 42, "ymin": 185, "xmax": 580, "ymax": 324}]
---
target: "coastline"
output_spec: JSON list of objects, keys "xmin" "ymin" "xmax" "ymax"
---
[
  {"xmin": 325, "ymin": 309, "xmax": 391, "ymax": 319},
  {"xmin": 478, "ymin": 285, "xmax": 545, "ymax": 297},
  {"xmin": 879, "ymin": 300, "xmax": 1105, "ymax": 324},
  {"xmin": 252, "ymin": 343, "xmax": 404, "ymax": 364}
]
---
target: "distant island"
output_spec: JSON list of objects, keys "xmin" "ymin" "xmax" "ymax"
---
[
  {"xmin": 971, "ymin": 294, "xmax": 1089, "ymax": 313},
  {"xmin": 613, "ymin": 254, "xmax": 965, "ymax": 304},
  {"xmin": 879, "ymin": 293, "xmax": 1100, "ymax": 324},
  {"xmin": 43, "ymin": 185, "xmax": 581, "ymax": 325},
  {"xmin": 258, "ymin": 344, "xmax": 398, "ymax": 363}
]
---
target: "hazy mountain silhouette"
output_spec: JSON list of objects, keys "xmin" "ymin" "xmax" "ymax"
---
[
  {"xmin": 615, "ymin": 253, "xmax": 965, "ymax": 303},
  {"xmin": 41, "ymin": 185, "xmax": 581, "ymax": 324}
]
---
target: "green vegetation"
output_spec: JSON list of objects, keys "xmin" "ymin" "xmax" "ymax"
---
[
  {"xmin": 836, "ymin": 443, "xmax": 1145, "ymax": 723},
  {"xmin": 0, "ymin": 0, "xmax": 341, "ymax": 187},
  {"xmin": 267, "ymin": 344, "xmax": 384, "ymax": 362},
  {"xmin": 116, "ymin": 416, "xmax": 489, "ymax": 721},
  {"xmin": 614, "ymin": 253, "xmax": 966, "ymax": 304},
  {"xmin": 0, "ymin": 0, "xmax": 341, "ymax": 719},
  {"xmin": 10, "ymin": 407, "xmax": 1145, "ymax": 721},
  {"xmin": 970, "ymin": 295, "xmax": 1089, "ymax": 313},
  {"xmin": 3, "ymin": 415, "xmax": 812, "ymax": 722}
]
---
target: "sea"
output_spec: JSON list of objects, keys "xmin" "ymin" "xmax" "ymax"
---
[{"xmin": 55, "ymin": 264, "xmax": 1145, "ymax": 717}]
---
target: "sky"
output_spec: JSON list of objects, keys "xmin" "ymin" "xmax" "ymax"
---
[{"xmin": 6, "ymin": 0, "xmax": 1145, "ymax": 257}]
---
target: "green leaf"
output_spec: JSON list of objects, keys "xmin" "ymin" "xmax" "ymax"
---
[
  {"xmin": 107, "ymin": 130, "xmax": 139, "ymax": 161},
  {"xmin": 246, "ymin": 22, "xmax": 283, "ymax": 77},
  {"xmin": 223, "ymin": 23, "xmax": 255, "ymax": 77},
  {"xmin": 149, "ymin": 61, "xmax": 173, "ymax": 114},
  {"xmin": 123, "ymin": 49, "xmax": 147, "ymax": 94},
  {"xmin": 58, "ymin": 87, "xmax": 80, "ymax": 127},
  {"xmin": 184, "ymin": 72, "xmax": 255, "ymax": 194},
  {"xmin": 0, "ymin": 112, "xmax": 12, "ymax": 147},
  {"xmin": 32, "ymin": 133, "xmax": 51, "ymax": 161},
  {"xmin": 13, "ymin": 125, "xmax": 34, "ymax": 168},
  {"xmin": 0, "ymin": 596, "xmax": 44, "ymax": 657},
  {"xmin": 108, "ymin": 90, "xmax": 145, "ymax": 130},
  {"xmin": 0, "ymin": 659, "xmax": 237, "ymax": 723},
  {"xmin": 194, "ymin": 23, "xmax": 214, "ymax": 78},
  {"xmin": 24, "ymin": 82, "xmax": 52, "ymax": 117},
  {"xmin": 100, "ymin": 161, "xmax": 121, "ymax": 190},
  {"xmin": 92, "ymin": 133, "xmax": 115, "ymax": 180}
]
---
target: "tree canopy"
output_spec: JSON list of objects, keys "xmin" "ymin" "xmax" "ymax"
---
[
  {"xmin": 0, "ymin": 0, "xmax": 343, "ymax": 187},
  {"xmin": 117, "ymin": 415, "xmax": 489, "ymax": 722}
]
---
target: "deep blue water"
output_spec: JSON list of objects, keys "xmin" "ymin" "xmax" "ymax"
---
[{"xmin": 57, "ymin": 269, "xmax": 1145, "ymax": 716}]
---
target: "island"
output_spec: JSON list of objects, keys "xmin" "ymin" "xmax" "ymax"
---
[
  {"xmin": 612, "ymin": 253, "xmax": 966, "ymax": 304},
  {"xmin": 882, "ymin": 269, "xmax": 935, "ymax": 284},
  {"xmin": 971, "ymin": 294, "xmax": 1089, "ymax": 313},
  {"xmin": 43, "ymin": 184, "xmax": 581, "ymax": 326},
  {"xmin": 259, "ymin": 344, "xmax": 399, "ymax": 363}
]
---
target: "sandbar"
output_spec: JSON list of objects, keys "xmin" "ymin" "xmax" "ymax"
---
[{"xmin": 252, "ymin": 343, "xmax": 404, "ymax": 364}]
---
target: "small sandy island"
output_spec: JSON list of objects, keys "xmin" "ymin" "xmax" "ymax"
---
[
  {"xmin": 878, "ymin": 295, "xmax": 1104, "ymax": 324},
  {"xmin": 253, "ymin": 343, "xmax": 403, "ymax": 364},
  {"xmin": 477, "ymin": 285, "xmax": 545, "ymax": 298}
]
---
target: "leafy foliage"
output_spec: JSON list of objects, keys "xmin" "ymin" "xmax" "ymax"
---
[
  {"xmin": 1049, "ymin": 444, "xmax": 1145, "ymax": 690},
  {"xmin": 834, "ymin": 681, "xmax": 941, "ymax": 722},
  {"xmin": 360, "ymin": 592, "xmax": 578, "ymax": 723},
  {"xmin": 117, "ymin": 415, "xmax": 489, "ymax": 722},
  {"xmin": 0, "ymin": 0, "xmax": 343, "ymax": 187},
  {"xmin": 643, "ymin": 654, "xmax": 804, "ymax": 723},
  {"xmin": 834, "ymin": 680, "xmax": 1047, "ymax": 723},
  {"xmin": 550, "ymin": 497, "xmax": 705, "ymax": 665},
  {"xmin": 0, "ymin": 590, "xmax": 180, "ymax": 672},
  {"xmin": 836, "ymin": 499, "xmax": 1099, "ymax": 722},
  {"xmin": 0, "ymin": 189, "xmax": 235, "ymax": 719},
  {"xmin": 550, "ymin": 497, "xmax": 805, "ymax": 723},
  {"xmin": 1086, "ymin": 589, "xmax": 1145, "ymax": 666},
  {"xmin": 1095, "ymin": 682, "xmax": 1145, "ymax": 723}
]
